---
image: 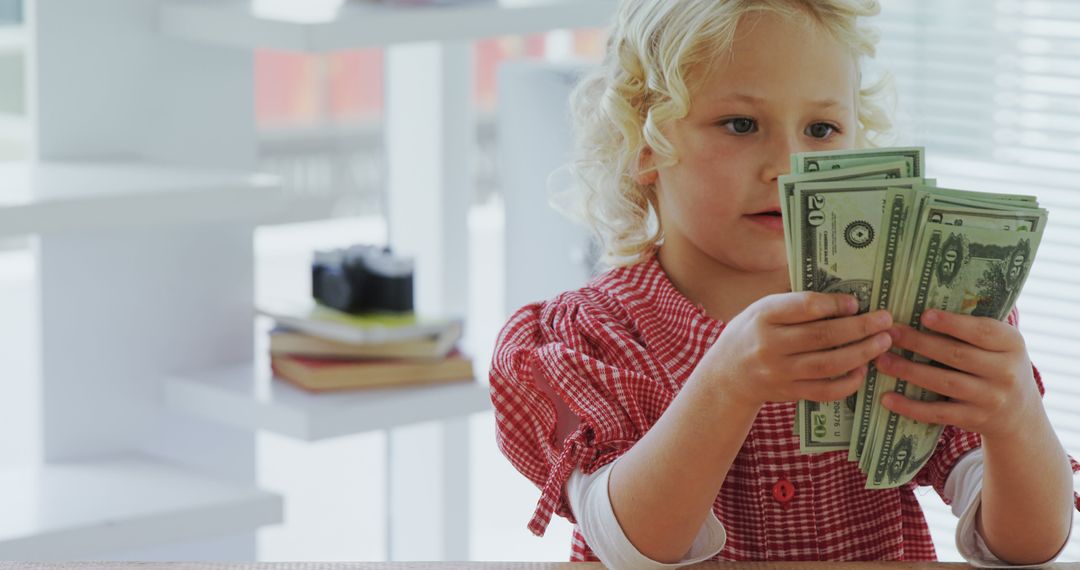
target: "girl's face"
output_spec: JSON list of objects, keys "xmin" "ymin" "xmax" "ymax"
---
[{"xmin": 646, "ymin": 11, "xmax": 859, "ymax": 281}]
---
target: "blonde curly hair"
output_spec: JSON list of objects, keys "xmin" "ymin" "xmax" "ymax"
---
[{"xmin": 557, "ymin": 0, "xmax": 894, "ymax": 268}]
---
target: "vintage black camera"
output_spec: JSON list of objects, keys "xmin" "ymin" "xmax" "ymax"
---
[{"xmin": 312, "ymin": 245, "xmax": 414, "ymax": 314}]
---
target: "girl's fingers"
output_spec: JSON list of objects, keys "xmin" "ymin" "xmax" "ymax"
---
[
  {"xmin": 888, "ymin": 324, "xmax": 1000, "ymax": 379},
  {"xmin": 794, "ymin": 365, "xmax": 866, "ymax": 403},
  {"xmin": 880, "ymin": 392, "xmax": 975, "ymax": 429},
  {"xmin": 919, "ymin": 310, "xmax": 1018, "ymax": 352},
  {"xmin": 761, "ymin": 292, "xmax": 859, "ymax": 325},
  {"xmin": 785, "ymin": 309, "xmax": 893, "ymax": 353},
  {"xmin": 790, "ymin": 331, "xmax": 892, "ymax": 380},
  {"xmin": 874, "ymin": 352, "xmax": 982, "ymax": 403}
]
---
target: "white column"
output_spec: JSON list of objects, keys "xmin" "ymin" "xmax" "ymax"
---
[
  {"xmin": 384, "ymin": 41, "xmax": 474, "ymax": 561},
  {"xmin": 385, "ymin": 41, "xmax": 471, "ymax": 319}
]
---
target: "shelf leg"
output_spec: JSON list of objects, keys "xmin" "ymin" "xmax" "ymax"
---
[
  {"xmin": 441, "ymin": 416, "xmax": 471, "ymax": 561},
  {"xmin": 386, "ymin": 418, "xmax": 472, "ymax": 561},
  {"xmin": 383, "ymin": 38, "xmax": 474, "ymax": 562}
]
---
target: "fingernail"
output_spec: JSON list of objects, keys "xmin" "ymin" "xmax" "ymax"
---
[
  {"xmin": 848, "ymin": 296, "xmax": 859, "ymax": 313},
  {"xmin": 876, "ymin": 311, "xmax": 893, "ymax": 327},
  {"xmin": 922, "ymin": 310, "xmax": 938, "ymax": 326},
  {"xmin": 887, "ymin": 327, "xmax": 901, "ymax": 342}
]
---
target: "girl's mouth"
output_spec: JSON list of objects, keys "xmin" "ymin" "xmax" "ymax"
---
[{"xmin": 746, "ymin": 210, "xmax": 785, "ymax": 232}]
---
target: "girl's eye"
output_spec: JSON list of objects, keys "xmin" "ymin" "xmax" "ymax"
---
[
  {"xmin": 807, "ymin": 122, "xmax": 839, "ymax": 139},
  {"xmin": 721, "ymin": 118, "xmax": 758, "ymax": 135}
]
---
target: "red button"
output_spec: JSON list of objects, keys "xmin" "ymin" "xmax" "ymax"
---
[{"xmin": 772, "ymin": 479, "xmax": 795, "ymax": 503}]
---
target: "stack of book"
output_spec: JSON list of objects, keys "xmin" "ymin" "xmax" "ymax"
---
[{"xmin": 257, "ymin": 301, "xmax": 471, "ymax": 393}]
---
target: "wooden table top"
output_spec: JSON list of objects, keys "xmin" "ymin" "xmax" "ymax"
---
[{"xmin": 1, "ymin": 562, "xmax": 1078, "ymax": 569}]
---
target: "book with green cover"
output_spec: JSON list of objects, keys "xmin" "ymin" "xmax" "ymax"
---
[
  {"xmin": 257, "ymin": 300, "xmax": 463, "ymax": 345},
  {"xmin": 268, "ymin": 325, "xmax": 461, "ymax": 360}
]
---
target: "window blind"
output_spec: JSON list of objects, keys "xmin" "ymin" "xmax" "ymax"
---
[{"xmin": 875, "ymin": 0, "xmax": 1080, "ymax": 560}]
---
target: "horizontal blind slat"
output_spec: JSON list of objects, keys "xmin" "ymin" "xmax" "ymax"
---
[
  {"xmin": 997, "ymin": 93, "xmax": 1080, "ymax": 117},
  {"xmin": 932, "ymin": 156, "xmax": 1080, "ymax": 187},
  {"xmin": 998, "ymin": 0, "xmax": 1080, "ymax": 21}
]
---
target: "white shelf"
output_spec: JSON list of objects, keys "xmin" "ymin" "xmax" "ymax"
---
[
  {"xmin": 0, "ymin": 160, "xmax": 344, "ymax": 238},
  {"xmin": 163, "ymin": 362, "xmax": 492, "ymax": 441},
  {"xmin": 0, "ymin": 455, "xmax": 282, "ymax": 559},
  {"xmin": 159, "ymin": 0, "xmax": 617, "ymax": 52},
  {"xmin": 0, "ymin": 25, "xmax": 24, "ymax": 55}
]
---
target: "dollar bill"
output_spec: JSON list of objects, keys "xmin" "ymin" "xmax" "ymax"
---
[
  {"xmin": 785, "ymin": 147, "xmax": 921, "ymax": 449},
  {"xmin": 850, "ymin": 186, "xmax": 915, "ymax": 463},
  {"xmin": 782, "ymin": 147, "xmax": 1047, "ymax": 481},
  {"xmin": 791, "ymin": 147, "xmax": 925, "ymax": 179},
  {"xmin": 851, "ymin": 185, "xmax": 1026, "ymax": 464},
  {"xmin": 865, "ymin": 207, "xmax": 1047, "ymax": 488},
  {"xmin": 778, "ymin": 161, "xmax": 907, "ymax": 290},
  {"xmin": 791, "ymin": 177, "xmax": 920, "ymax": 453},
  {"xmin": 857, "ymin": 194, "xmax": 1046, "ymax": 470},
  {"xmin": 886, "ymin": 192, "xmax": 1043, "ymax": 332}
]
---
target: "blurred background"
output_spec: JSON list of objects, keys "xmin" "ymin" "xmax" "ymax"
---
[{"xmin": 0, "ymin": 0, "xmax": 1076, "ymax": 562}]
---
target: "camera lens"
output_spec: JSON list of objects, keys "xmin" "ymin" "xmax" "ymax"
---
[{"xmin": 316, "ymin": 266, "xmax": 355, "ymax": 312}]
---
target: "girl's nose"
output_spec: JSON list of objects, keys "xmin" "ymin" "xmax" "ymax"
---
[{"xmin": 761, "ymin": 133, "xmax": 800, "ymax": 183}]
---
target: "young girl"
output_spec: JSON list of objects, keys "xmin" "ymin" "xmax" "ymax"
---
[{"xmin": 490, "ymin": 0, "xmax": 1079, "ymax": 566}]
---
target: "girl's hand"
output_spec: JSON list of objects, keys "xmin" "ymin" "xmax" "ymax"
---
[
  {"xmin": 700, "ymin": 292, "xmax": 894, "ymax": 408},
  {"xmin": 874, "ymin": 309, "xmax": 1043, "ymax": 440}
]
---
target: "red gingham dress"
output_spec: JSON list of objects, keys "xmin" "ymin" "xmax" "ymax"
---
[{"xmin": 489, "ymin": 253, "xmax": 1080, "ymax": 562}]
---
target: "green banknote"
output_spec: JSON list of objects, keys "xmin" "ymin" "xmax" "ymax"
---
[
  {"xmin": 791, "ymin": 147, "xmax": 925, "ymax": 179},
  {"xmin": 858, "ymin": 195, "xmax": 1045, "ymax": 471},
  {"xmin": 851, "ymin": 186, "xmax": 1035, "ymax": 464},
  {"xmin": 782, "ymin": 158, "xmax": 911, "ymax": 439},
  {"xmin": 785, "ymin": 147, "xmax": 921, "ymax": 443},
  {"xmin": 791, "ymin": 178, "xmax": 923, "ymax": 453},
  {"xmin": 886, "ymin": 193, "xmax": 1043, "ymax": 335},
  {"xmin": 865, "ymin": 207, "xmax": 1047, "ymax": 488},
  {"xmin": 778, "ymin": 161, "xmax": 907, "ymax": 291},
  {"xmin": 850, "ymin": 186, "xmax": 915, "ymax": 463},
  {"xmin": 781, "ymin": 146, "xmax": 1046, "ymax": 478}
]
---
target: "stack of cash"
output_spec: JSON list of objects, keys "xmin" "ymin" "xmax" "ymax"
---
[{"xmin": 781, "ymin": 147, "xmax": 1047, "ymax": 489}]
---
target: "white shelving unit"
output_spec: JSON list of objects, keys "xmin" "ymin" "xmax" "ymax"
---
[
  {"xmin": 0, "ymin": 160, "xmax": 379, "ymax": 235},
  {"xmin": 0, "ymin": 0, "xmax": 289, "ymax": 559},
  {"xmin": 0, "ymin": 161, "xmax": 283, "ymax": 237},
  {"xmin": 0, "ymin": 0, "xmax": 615, "ymax": 561},
  {"xmin": 164, "ymin": 364, "xmax": 492, "ymax": 442},
  {"xmin": 0, "ymin": 456, "xmax": 281, "ymax": 560}
]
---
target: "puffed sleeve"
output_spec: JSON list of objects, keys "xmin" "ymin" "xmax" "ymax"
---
[
  {"xmin": 489, "ymin": 291, "xmax": 676, "ymax": 536},
  {"xmin": 915, "ymin": 306, "xmax": 1080, "ymax": 511}
]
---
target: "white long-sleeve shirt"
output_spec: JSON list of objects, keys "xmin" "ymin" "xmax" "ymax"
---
[{"xmin": 566, "ymin": 448, "xmax": 1075, "ymax": 569}]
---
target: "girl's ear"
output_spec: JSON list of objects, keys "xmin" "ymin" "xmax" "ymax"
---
[{"xmin": 634, "ymin": 146, "xmax": 659, "ymax": 186}]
